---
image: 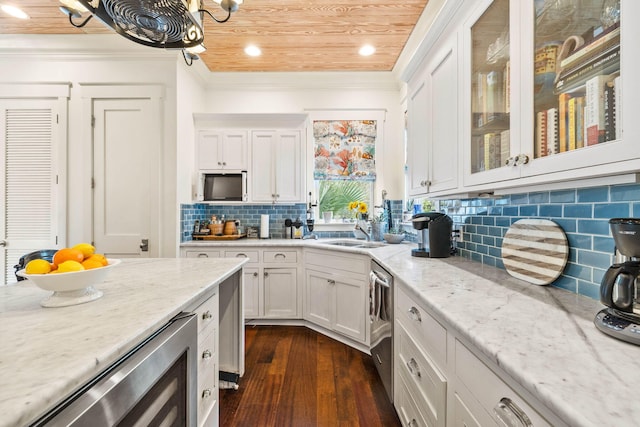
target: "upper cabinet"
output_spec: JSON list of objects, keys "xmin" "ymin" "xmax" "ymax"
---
[
  {"xmin": 196, "ymin": 130, "xmax": 248, "ymax": 171},
  {"xmin": 463, "ymin": 0, "xmax": 639, "ymax": 189},
  {"xmin": 250, "ymin": 130, "xmax": 303, "ymax": 203},
  {"xmin": 407, "ymin": 23, "xmax": 461, "ymax": 197}
]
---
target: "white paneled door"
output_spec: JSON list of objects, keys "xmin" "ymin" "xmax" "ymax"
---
[
  {"xmin": 90, "ymin": 95, "xmax": 159, "ymax": 259},
  {"xmin": 0, "ymin": 95, "xmax": 66, "ymax": 286}
]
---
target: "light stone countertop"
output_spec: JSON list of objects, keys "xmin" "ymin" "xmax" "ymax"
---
[
  {"xmin": 0, "ymin": 257, "xmax": 246, "ymax": 427},
  {"xmin": 182, "ymin": 238, "xmax": 640, "ymax": 427}
]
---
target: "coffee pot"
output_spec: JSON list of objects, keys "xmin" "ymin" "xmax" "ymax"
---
[
  {"xmin": 600, "ymin": 218, "xmax": 640, "ymax": 316},
  {"xmin": 410, "ymin": 212, "xmax": 453, "ymax": 258}
]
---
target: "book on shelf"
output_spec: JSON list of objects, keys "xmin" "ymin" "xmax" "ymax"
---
[
  {"xmin": 483, "ymin": 132, "xmax": 502, "ymax": 171},
  {"xmin": 568, "ymin": 97, "xmax": 577, "ymax": 151},
  {"xmin": 614, "ymin": 75, "xmax": 622, "ymax": 140},
  {"xmin": 503, "ymin": 61, "xmax": 511, "ymax": 114},
  {"xmin": 558, "ymin": 93, "xmax": 571, "ymax": 152},
  {"xmin": 500, "ymin": 130, "xmax": 510, "ymax": 166},
  {"xmin": 555, "ymin": 44, "xmax": 619, "ymax": 93},
  {"xmin": 575, "ymin": 96, "xmax": 585, "ymax": 149},
  {"xmin": 559, "ymin": 26, "xmax": 620, "ymax": 70},
  {"xmin": 585, "ymin": 74, "xmax": 615, "ymax": 146},
  {"xmin": 536, "ymin": 110, "xmax": 548, "ymax": 158},
  {"xmin": 546, "ymin": 107, "xmax": 559, "ymax": 155},
  {"xmin": 603, "ymin": 80, "xmax": 615, "ymax": 142}
]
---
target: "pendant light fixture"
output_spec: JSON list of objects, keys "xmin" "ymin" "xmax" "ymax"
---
[{"xmin": 58, "ymin": 0, "xmax": 241, "ymax": 65}]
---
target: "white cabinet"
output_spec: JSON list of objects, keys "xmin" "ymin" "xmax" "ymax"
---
[
  {"xmin": 395, "ymin": 285, "xmax": 447, "ymax": 427},
  {"xmin": 304, "ymin": 249, "xmax": 368, "ymax": 343},
  {"xmin": 462, "ymin": 0, "xmax": 640, "ymax": 190},
  {"xmin": 453, "ymin": 338, "xmax": 552, "ymax": 427},
  {"xmin": 223, "ymin": 247, "xmax": 300, "ymax": 319},
  {"xmin": 191, "ymin": 289, "xmax": 219, "ymax": 426},
  {"xmin": 250, "ymin": 130, "xmax": 303, "ymax": 203},
  {"xmin": 407, "ymin": 29, "xmax": 460, "ymax": 197},
  {"xmin": 197, "ymin": 130, "xmax": 248, "ymax": 171}
]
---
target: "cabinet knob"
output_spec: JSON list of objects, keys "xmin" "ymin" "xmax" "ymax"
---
[
  {"xmin": 264, "ymin": 272, "xmax": 269, "ymax": 277},
  {"xmin": 202, "ymin": 310, "xmax": 213, "ymax": 320},
  {"xmin": 217, "ymin": 161, "xmax": 222, "ymax": 166},
  {"xmin": 327, "ymin": 279, "xmax": 336, "ymax": 285},
  {"xmin": 407, "ymin": 419, "xmax": 418, "ymax": 427},
  {"xmin": 506, "ymin": 156, "xmax": 517, "ymax": 167},
  {"xmin": 515, "ymin": 154, "xmax": 530, "ymax": 165},
  {"xmin": 253, "ymin": 272, "xmax": 258, "ymax": 277},
  {"xmin": 222, "ymin": 162, "xmax": 227, "ymax": 166},
  {"xmin": 493, "ymin": 397, "xmax": 533, "ymax": 427},
  {"xmin": 202, "ymin": 349, "xmax": 212, "ymax": 359},
  {"xmin": 408, "ymin": 306, "xmax": 422, "ymax": 322},
  {"xmin": 202, "ymin": 388, "xmax": 212, "ymax": 399}
]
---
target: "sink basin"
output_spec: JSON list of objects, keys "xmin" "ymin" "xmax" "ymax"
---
[{"xmin": 322, "ymin": 240, "xmax": 386, "ymax": 249}]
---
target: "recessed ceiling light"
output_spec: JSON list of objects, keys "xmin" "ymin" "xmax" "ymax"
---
[
  {"xmin": 1, "ymin": 4, "xmax": 29, "ymax": 19},
  {"xmin": 359, "ymin": 44, "xmax": 376, "ymax": 57},
  {"xmin": 244, "ymin": 45, "xmax": 262, "ymax": 57}
]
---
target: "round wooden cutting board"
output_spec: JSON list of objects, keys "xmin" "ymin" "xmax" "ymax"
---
[{"xmin": 501, "ymin": 219, "xmax": 569, "ymax": 285}]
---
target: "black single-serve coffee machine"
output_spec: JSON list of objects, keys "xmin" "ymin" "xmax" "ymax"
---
[
  {"xmin": 594, "ymin": 218, "xmax": 640, "ymax": 345},
  {"xmin": 411, "ymin": 212, "xmax": 453, "ymax": 258}
]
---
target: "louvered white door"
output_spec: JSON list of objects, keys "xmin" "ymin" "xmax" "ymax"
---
[{"xmin": 1, "ymin": 99, "xmax": 61, "ymax": 285}]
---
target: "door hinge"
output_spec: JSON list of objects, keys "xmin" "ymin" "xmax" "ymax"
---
[
  {"xmin": 91, "ymin": 178, "xmax": 95, "ymax": 189},
  {"xmin": 55, "ymin": 236, "xmax": 58, "ymax": 245},
  {"xmin": 56, "ymin": 175, "xmax": 58, "ymax": 185},
  {"xmin": 56, "ymin": 114, "xmax": 59, "ymax": 124},
  {"xmin": 91, "ymin": 116, "xmax": 95, "ymax": 128}
]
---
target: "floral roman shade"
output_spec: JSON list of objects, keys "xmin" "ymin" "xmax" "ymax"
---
[{"xmin": 313, "ymin": 120, "xmax": 376, "ymax": 181}]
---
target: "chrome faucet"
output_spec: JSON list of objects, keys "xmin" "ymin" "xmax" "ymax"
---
[{"xmin": 355, "ymin": 223, "xmax": 371, "ymax": 241}]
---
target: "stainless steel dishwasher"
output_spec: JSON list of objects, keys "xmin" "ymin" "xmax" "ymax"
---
[{"xmin": 370, "ymin": 260, "xmax": 393, "ymax": 402}]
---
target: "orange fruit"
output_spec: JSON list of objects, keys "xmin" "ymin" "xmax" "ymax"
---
[
  {"xmin": 87, "ymin": 254, "xmax": 108, "ymax": 266},
  {"xmin": 52, "ymin": 248, "xmax": 84, "ymax": 267},
  {"xmin": 82, "ymin": 259, "xmax": 104, "ymax": 270},
  {"xmin": 25, "ymin": 259, "xmax": 52, "ymax": 274},
  {"xmin": 57, "ymin": 260, "xmax": 85, "ymax": 273},
  {"xmin": 72, "ymin": 243, "xmax": 95, "ymax": 259}
]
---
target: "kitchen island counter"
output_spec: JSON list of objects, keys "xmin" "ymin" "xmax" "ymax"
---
[
  {"xmin": 0, "ymin": 257, "xmax": 246, "ymax": 427},
  {"xmin": 183, "ymin": 238, "xmax": 639, "ymax": 426}
]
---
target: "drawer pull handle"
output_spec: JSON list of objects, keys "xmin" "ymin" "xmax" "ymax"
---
[
  {"xmin": 275, "ymin": 253, "xmax": 286, "ymax": 259},
  {"xmin": 202, "ymin": 388, "xmax": 212, "ymax": 399},
  {"xmin": 493, "ymin": 397, "xmax": 533, "ymax": 427},
  {"xmin": 202, "ymin": 349, "xmax": 212, "ymax": 359},
  {"xmin": 407, "ymin": 358, "xmax": 421, "ymax": 378},
  {"xmin": 197, "ymin": 253, "xmax": 209, "ymax": 258},
  {"xmin": 236, "ymin": 253, "xmax": 247, "ymax": 258},
  {"xmin": 407, "ymin": 419, "xmax": 418, "ymax": 427},
  {"xmin": 408, "ymin": 306, "xmax": 422, "ymax": 322},
  {"xmin": 202, "ymin": 310, "xmax": 213, "ymax": 320}
]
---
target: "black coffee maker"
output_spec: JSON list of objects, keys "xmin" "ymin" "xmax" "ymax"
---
[
  {"xmin": 411, "ymin": 212, "xmax": 453, "ymax": 258},
  {"xmin": 595, "ymin": 218, "xmax": 640, "ymax": 345}
]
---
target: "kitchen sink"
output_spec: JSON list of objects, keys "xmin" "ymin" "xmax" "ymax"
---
[{"xmin": 322, "ymin": 240, "xmax": 386, "ymax": 249}]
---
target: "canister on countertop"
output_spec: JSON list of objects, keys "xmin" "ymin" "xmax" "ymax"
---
[
  {"xmin": 292, "ymin": 218, "xmax": 303, "ymax": 239},
  {"xmin": 284, "ymin": 218, "xmax": 292, "ymax": 239}
]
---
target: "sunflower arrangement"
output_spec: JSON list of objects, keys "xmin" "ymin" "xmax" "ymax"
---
[{"xmin": 348, "ymin": 201, "xmax": 369, "ymax": 220}]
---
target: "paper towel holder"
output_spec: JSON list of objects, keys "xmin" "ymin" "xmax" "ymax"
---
[{"xmin": 260, "ymin": 214, "xmax": 270, "ymax": 239}]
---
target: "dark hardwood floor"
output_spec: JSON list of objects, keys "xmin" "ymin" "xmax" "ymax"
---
[{"xmin": 220, "ymin": 325, "xmax": 401, "ymax": 427}]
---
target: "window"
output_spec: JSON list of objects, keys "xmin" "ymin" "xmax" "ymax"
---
[{"xmin": 312, "ymin": 119, "xmax": 377, "ymax": 223}]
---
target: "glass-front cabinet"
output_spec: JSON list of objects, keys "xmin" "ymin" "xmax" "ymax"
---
[{"xmin": 464, "ymin": 0, "xmax": 639, "ymax": 189}]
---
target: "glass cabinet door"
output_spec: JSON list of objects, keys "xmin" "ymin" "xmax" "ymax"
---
[
  {"xmin": 533, "ymin": 0, "xmax": 621, "ymax": 159},
  {"xmin": 470, "ymin": 0, "xmax": 511, "ymax": 175}
]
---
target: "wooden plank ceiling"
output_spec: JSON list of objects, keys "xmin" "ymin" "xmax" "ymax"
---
[{"xmin": 0, "ymin": 0, "xmax": 429, "ymax": 72}]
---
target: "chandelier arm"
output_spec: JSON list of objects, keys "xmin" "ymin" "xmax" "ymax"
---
[
  {"xmin": 182, "ymin": 50, "xmax": 194, "ymax": 66},
  {"xmin": 68, "ymin": 13, "xmax": 93, "ymax": 28},
  {"xmin": 199, "ymin": 8, "xmax": 231, "ymax": 24}
]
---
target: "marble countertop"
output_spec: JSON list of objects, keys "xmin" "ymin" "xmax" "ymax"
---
[
  {"xmin": 182, "ymin": 238, "xmax": 640, "ymax": 427},
  {"xmin": 0, "ymin": 257, "xmax": 246, "ymax": 427}
]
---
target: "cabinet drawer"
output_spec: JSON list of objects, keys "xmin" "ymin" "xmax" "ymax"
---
[
  {"xmin": 224, "ymin": 250, "xmax": 259, "ymax": 264},
  {"xmin": 396, "ymin": 375, "xmax": 429, "ymax": 427},
  {"xmin": 455, "ymin": 339, "xmax": 551, "ymax": 427},
  {"xmin": 397, "ymin": 323, "xmax": 446, "ymax": 427},
  {"xmin": 193, "ymin": 290, "xmax": 218, "ymax": 336},
  {"xmin": 396, "ymin": 285, "xmax": 447, "ymax": 370},
  {"xmin": 263, "ymin": 250, "xmax": 297, "ymax": 264},
  {"xmin": 305, "ymin": 249, "xmax": 368, "ymax": 275},
  {"xmin": 183, "ymin": 249, "xmax": 221, "ymax": 258},
  {"xmin": 197, "ymin": 325, "xmax": 217, "ymax": 418}
]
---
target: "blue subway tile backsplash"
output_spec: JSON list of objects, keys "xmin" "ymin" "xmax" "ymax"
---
[{"xmin": 441, "ymin": 183, "xmax": 640, "ymax": 301}]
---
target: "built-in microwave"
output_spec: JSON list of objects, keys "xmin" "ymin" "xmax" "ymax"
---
[{"xmin": 196, "ymin": 171, "xmax": 247, "ymax": 202}]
